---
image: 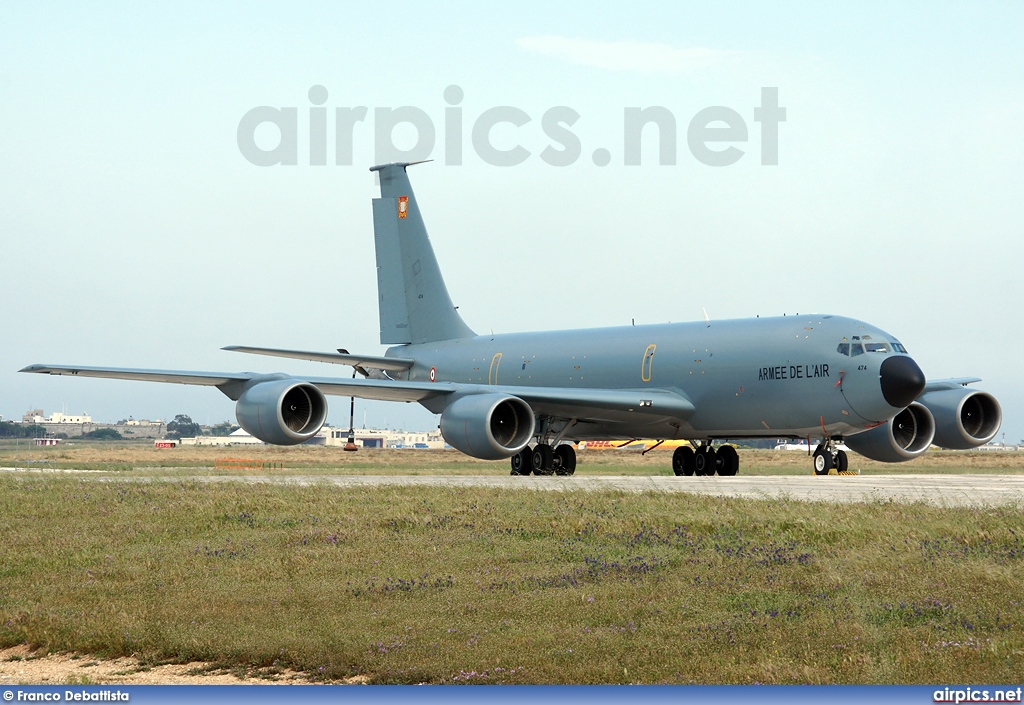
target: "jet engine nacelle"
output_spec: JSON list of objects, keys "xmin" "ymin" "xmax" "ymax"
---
[
  {"xmin": 439, "ymin": 393, "xmax": 535, "ymax": 460},
  {"xmin": 235, "ymin": 378, "xmax": 328, "ymax": 445},
  {"xmin": 844, "ymin": 402, "xmax": 935, "ymax": 462},
  {"xmin": 916, "ymin": 388, "xmax": 1001, "ymax": 449}
]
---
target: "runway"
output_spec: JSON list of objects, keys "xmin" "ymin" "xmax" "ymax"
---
[{"xmin": 4, "ymin": 468, "xmax": 1022, "ymax": 506}]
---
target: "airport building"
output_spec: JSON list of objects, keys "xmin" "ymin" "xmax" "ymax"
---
[
  {"xmin": 178, "ymin": 428, "xmax": 264, "ymax": 446},
  {"xmin": 17, "ymin": 409, "xmax": 167, "ymax": 439},
  {"xmin": 23, "ymin": 409, "xmax": 93, "ymax": 424},
  {"xmin": 315, "ymin": 427, "xmax": 446, "ymax": 449},
  {"xmin": 177, "ymin": 426, "xmax": 445, "ymax": 449}
]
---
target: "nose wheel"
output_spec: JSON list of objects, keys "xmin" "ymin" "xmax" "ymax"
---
[{"xmin": 813, "ymin": 440, "xmax": 849, "ymax": 475}]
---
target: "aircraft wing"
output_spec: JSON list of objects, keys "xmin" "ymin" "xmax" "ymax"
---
[
  {"xmin": 302, "ymin": 376, "xmax": 454, "ymax": 402},
  {"xmin": 18, "ymin": 364, "xmax": 250, "ymax": 387},
  {"xmin": 300, "ymin": 380, "xmax": 695, "ymax": 419},
  {"xmin": 19, "ymin": 364, "xmax": 453, "ymax": 403},
  {"xmin": 923, "ymin": 377, "xmax": 982, "ymax": 393},
  {"xmin": 222, "ymin": 346, "xmax": 414, "ymax": 372},
  {"xmin": 20, "ymin": 364, "xmax": 694, "ymax": 419}
]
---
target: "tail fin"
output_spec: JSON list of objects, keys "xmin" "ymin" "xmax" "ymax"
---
[{"xmin": 370, "ymin": 162, "xmax": 476, "ymax": 345}]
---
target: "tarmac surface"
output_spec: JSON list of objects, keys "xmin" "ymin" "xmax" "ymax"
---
[
  {"xmin": 207, "ymin": 473, "xmax": 1024, "ymax": 506},
  {"xmin": 5, "ymin": 468, "xmax": 1022, "ymax": 506}
]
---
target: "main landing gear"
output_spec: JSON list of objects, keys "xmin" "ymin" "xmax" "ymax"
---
[
  {"xmin": 812, "ymin": 438, "xmax": 848, "ymax": 476},
  {"xmin": 671, "ymin": 443, "xmax": 739, "ymax": 477},
  {"xmin": 510, "ymin": 443, "xmax": 577, "ymax": 476}
]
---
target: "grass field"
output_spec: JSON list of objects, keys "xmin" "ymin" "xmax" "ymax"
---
[
  {"xmin": 1, "ymin": 474, "xmax": 1022, "ymax": 683},
  {"xmin": 2, "ymin": 440, "xmax": 1024, "ymax": 476}
]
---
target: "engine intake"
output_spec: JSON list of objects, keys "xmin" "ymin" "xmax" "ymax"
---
[
  {"xmin": 439, "ymin": 393, "xmax": 535, "ymax": 460},
  {"xmin": 235, "ymin": 378, "xmax": 328, "ymax": 445},
  {"xmin": 916, "ymin": 388, "xmax": 1001, "ymax": 449},
  {"xmin": 844, "ymin": 402, "xmax": 935, "ymax": 462}
]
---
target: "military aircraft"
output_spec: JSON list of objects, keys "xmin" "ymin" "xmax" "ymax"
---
[{"xmin": 21, "ymin": 162, "xmax": 1002, "ymax": 476}]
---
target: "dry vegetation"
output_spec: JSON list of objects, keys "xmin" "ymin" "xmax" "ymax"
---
[
  {"xmin": 1, "ymin": 476, "xmax": 1023, "ymax": 684},
  {"xmin": 2, "ymin": 441, "xmax": 1021, "ymax": 683}
]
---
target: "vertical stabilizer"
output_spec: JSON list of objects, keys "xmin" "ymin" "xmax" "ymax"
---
[{"xmin": 370, "ymin": 162, "xmax": 476, "ymax": 344}]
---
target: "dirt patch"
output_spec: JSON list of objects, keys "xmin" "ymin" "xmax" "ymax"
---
[{"xmin": 0, "ymin": 645, "xmax": 368, "ymax": 685}]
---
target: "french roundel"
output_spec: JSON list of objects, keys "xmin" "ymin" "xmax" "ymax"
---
[{"xmin": 429, "ymin": 367, "xmax": 436, "ymax": 382}]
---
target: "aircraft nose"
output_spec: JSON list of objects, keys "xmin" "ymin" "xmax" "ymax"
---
[{"xmin": 879, "ymin": 355, "xmax": 926, "ymax": 408}]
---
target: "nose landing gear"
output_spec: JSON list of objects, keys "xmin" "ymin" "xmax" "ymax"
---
[{"xmin": 812, "ymin": 438, "xmax": 849, "ymax": 475}]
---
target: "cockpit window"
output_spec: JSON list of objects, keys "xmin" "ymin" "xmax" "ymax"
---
[
  {"xmin": 838, "ymin": 339, "xmax": 866, "ymax": 357},
  {"xmin": 865, "ymin": 342, "xmax": 890, "ymax": 353},
  {"xmin": 892, "ymin": 339, "xmax": 908, "ymax": 353}
]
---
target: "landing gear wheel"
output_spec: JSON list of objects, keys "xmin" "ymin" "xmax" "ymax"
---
[
  {"xmin": 717, "ymin": 445, "xmax": 739, "ymax": 476},
  {"xmin": 813, "ymin": 448, "xmax": 833, "ymax": 476},
  {"xmin": 531, "ymin": 444, "xmax": 554, "ymax": 475},
  {"xmin": 835, "ymin": 449, "xmax": 849, "ymax": 473},
  {"xmin": 672, "ymin": 446, "xmax": 696, "ymax": 476},
  {"xmin": 510, "ymin": 447, "xmax": 531, "ymax": 476},
  {"xmin": 553, "ymin": 445, "xmax": 577, "ymax": 475},
  {"xmin": 695, "ymin": 446, "xmax": 717, "ymax": 476}
]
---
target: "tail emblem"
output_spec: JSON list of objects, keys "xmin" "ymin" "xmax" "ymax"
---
[{"xmin": 398, "ymin": 196, "xmax": 409, "ymax": 219}]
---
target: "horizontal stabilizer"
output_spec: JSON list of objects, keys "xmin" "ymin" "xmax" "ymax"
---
[{"xmin": 222, "ymin": 346, "xmax": 414, "ymax": 372}]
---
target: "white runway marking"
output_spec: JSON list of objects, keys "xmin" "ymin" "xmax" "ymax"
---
[{"xmin": 4, "ymin": 468, "xmax": 1021, "ymax": 506}]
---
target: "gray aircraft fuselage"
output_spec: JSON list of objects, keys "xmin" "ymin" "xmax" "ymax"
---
[{"xmin": 389, "ymin": 313, "xmax": 904, "ymax": 441}]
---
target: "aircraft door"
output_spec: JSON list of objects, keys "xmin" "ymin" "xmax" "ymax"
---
[
  {"xmin": 489, "ymin": 353, "xmax": 502, "ymax": 385},
  {"xmin": 641, "ymin": 344, "xmax": 656, "ymax": 382}
]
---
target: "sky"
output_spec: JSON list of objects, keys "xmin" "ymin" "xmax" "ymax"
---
[{"xmin": 2, "ymin": 2, "xmax": 1022, "ymax": 441}]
